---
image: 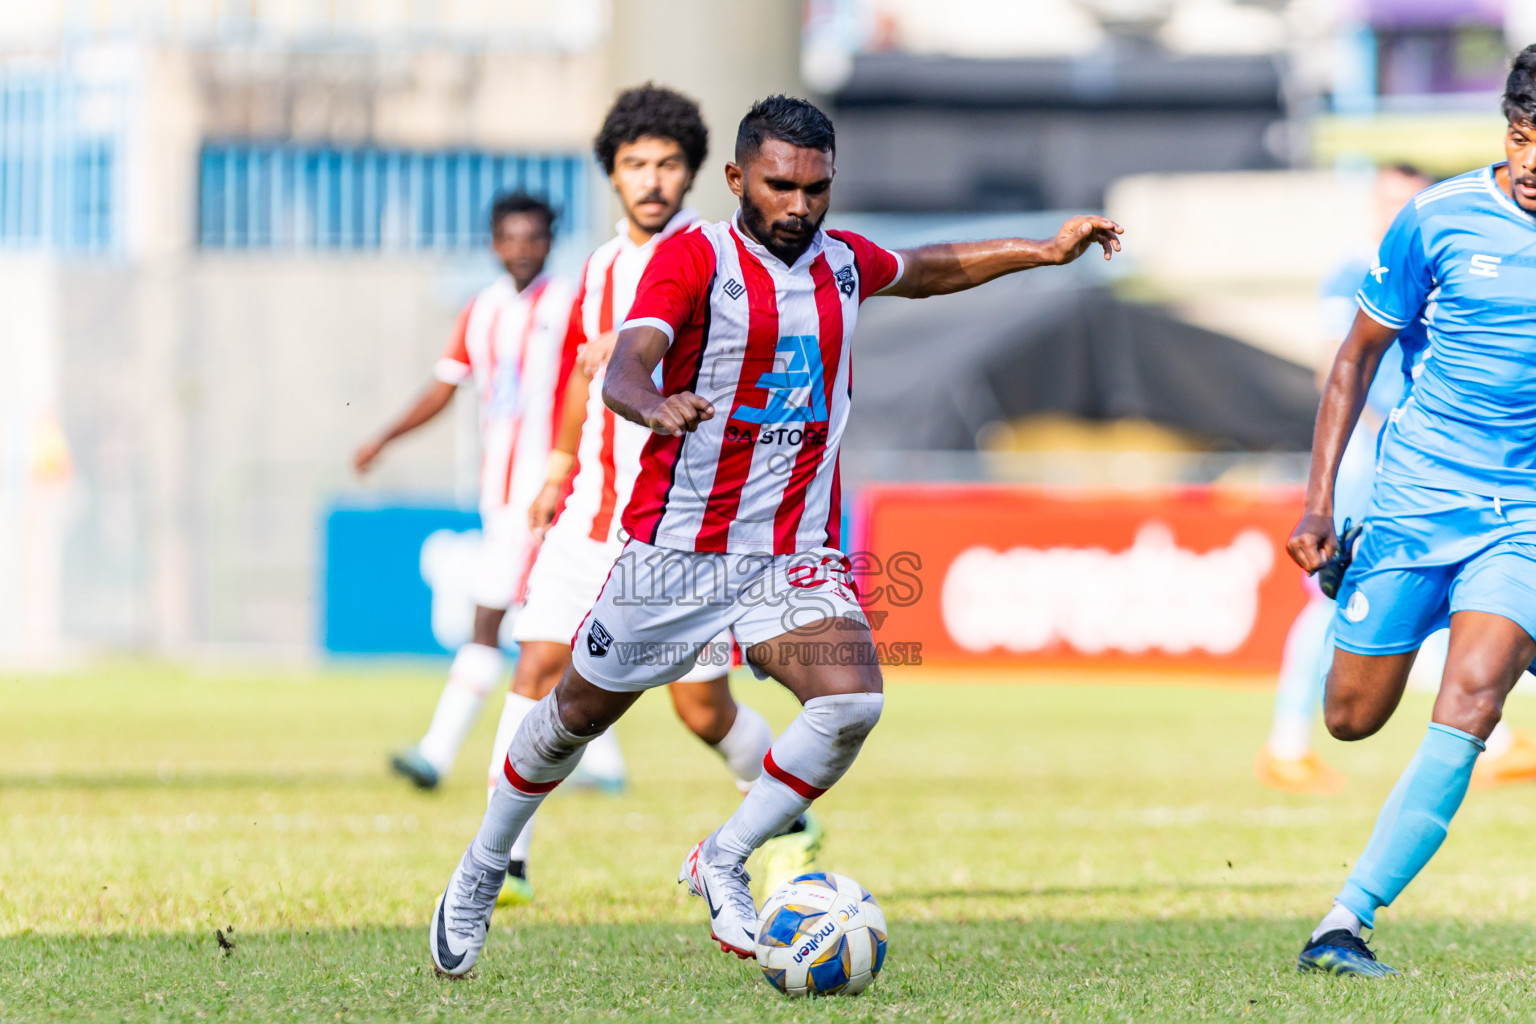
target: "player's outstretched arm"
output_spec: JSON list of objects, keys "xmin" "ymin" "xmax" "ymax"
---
[
  {"xmin": 353, "ymin": 379, "xmax": 456, "ymax": 474},
  {"xmin": 603, "ymin": 324, "xmax": 714, "ymax": 437},
  {"xmin": 884, "ymin": 215, "xmax": 1123, "ymax": 299},
  {"xmin": 1287, "ymin": 309, "xmax": 1400, "ymax": 573}
]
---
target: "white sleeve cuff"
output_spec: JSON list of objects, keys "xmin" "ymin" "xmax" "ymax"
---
[
  {"xmin": 883, "ymin": 249, "xmax": 906, "ymax": 293},
  {"xmin": 620, "ymin": 316, "xmax": 676, "ymax": 344},
  {"xmin": 433, "ymin": 358, "xmax": 471, "ymax": 385},
  {"xmin": 1355, "ymin": 292, "xmax": 1410, "ymax": 330}
]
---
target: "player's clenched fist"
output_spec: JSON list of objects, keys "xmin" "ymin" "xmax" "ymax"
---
[
  {"xmin": 645, "ymin": 392, "xmax": 714, "ymax": 436},
  {"xmin": 1286, "ymin": 511, "xmax": 1337, "ymax": 573}
]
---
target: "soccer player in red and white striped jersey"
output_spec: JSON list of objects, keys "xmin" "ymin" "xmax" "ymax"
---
[
  {"xmin": 354, "ymin": 193, "xmax": 575, "ymax": 791},
  {"xmin": 429, "ymin": 95, "xmax": 1123, "ymax": 976},
  {"xmin": 478, "ymin": 85, "xmax": 797, "ymax": 908}
]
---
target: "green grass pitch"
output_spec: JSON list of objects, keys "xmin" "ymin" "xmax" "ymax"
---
[{"xmin": 5, "ymin": 662, "xmax": 1536, "ymax": 1021}]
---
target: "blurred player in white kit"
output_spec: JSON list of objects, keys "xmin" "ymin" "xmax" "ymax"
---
[{"xmin": 355, "ymin": 192, "xmax": 577, "ymax": 791}]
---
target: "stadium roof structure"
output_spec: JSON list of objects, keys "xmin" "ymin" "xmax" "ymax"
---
[
  {"xmin": 829, "ymin": 51, "xmax": 1286, "ymax": 211},
  {"xmin": 844, "ymin": 280, "xmax": 1319, "ymax": 454}
]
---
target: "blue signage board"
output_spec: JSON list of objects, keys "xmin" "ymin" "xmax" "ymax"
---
[{"xmin": 323, "ymin": 502, "xmax": 481, "ymax": 655}]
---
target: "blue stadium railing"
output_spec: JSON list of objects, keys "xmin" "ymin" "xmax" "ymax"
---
[
  {"xmin": 198, "ymin": 144, "xmax": 590, "ymax": 251},
  {"xmin": 0, "ymin": 68, "xmax": 121, "ymax": 253}
]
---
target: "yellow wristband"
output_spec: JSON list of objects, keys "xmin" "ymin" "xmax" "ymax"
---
[{"xmin": 545, "ymin": 450, "xmax": 575, "ymax": 484}]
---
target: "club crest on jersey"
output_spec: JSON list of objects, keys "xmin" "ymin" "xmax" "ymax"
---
[
  {"xmin": 586, "ymin": 619, "xmax": 613, "ymax": 658},
  {"xmin": 834, "ymin": 264, "xmax": 855, "ymax": 297}
]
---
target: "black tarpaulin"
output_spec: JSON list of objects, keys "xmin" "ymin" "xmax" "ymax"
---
[{"xmin": 842, "ymin": 282, "xmax": 1319, "ymax": 452}]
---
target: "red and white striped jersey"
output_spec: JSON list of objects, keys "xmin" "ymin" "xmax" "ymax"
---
[
  {"xmin": 621, "ymin": 214, "xmax": 904, "ymax": 555},
  {"xmin": 553, "ymin": 209, "xmax": 702, "ymax": 546},
  {"xmin": 434, "ymin": 272, "xmax": 577, "ymax": 516}
]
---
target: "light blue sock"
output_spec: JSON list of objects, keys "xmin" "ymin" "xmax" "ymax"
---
[{"xmin": 1336, "ymin": 723, "xmax": 1484, "ymax": 928}]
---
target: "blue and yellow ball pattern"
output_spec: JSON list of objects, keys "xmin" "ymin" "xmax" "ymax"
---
[{"xmin": 754, "ymin": 872, "xmax": 887, "ymax": 997}]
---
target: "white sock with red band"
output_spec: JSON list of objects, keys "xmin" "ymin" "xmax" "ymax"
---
[
  {"xmin": 486, "ymin": 691, "xmax": 542, "ymax": 864},
  {"xmin": 469, "ymin": 693, "xmax": 590, "ymax": 872},
  {"xmin": 711, "ymin": 703, "xmax": 773, "ymax": 793},
  {"xmin": 418, "ymin": 643, "xmax": 503, "ymax": 776},
  {"xmin": 713, "ymin": 692, "xmax": 883, "ymax": 862},
  {"xmin": 486, "ymin": 692, "xmax": 540, "ymax": 795}
]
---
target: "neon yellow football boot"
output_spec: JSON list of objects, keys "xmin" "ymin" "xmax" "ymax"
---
[{"xmin": 756, "ymin": 812, "xmax": 825, "ymax": 900}]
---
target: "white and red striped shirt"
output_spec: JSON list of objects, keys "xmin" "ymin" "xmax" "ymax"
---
[
  {"xmin": 553, "ymin": 209, "xmax": 702, "ymax": 545},
  {"xmin": 434, "ymin": 272, "xmax": 577, "ymax": 516},
  {"xmin": 621, "ymin": 214, "xmax": 904, "ymax": 555}
]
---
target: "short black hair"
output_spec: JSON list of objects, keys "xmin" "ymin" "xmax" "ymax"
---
[
  {"xmin": 593, "ymin": 83, "xmax": 708, "ymax": 175},
  {"xmin": 735, "ymin": 95, "xmax": 835, "ymax": 163},
  {"xmin": 490, "ymin": 191, "xmax": 555, "ymax": 237},
  {"xmin": 1502, "ymin": 43, "xmax": 1536, "ymax": 126}
]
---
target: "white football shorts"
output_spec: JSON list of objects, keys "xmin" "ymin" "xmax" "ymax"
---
[
  {"xmin": 470, "ymin": 503, "xmax": 536, "ymax": 612},
  {"xmin": 513, "ymin": 521, "xmax": 732, "ymax": 684},
  {"xmin": 571, "ymin": 538, "xmax": 869, "ymax": 693}
]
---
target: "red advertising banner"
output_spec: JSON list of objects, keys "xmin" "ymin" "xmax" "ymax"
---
[{"xmin": 855, "ymin": 485, "xmax": 1310, "ymax": 672}]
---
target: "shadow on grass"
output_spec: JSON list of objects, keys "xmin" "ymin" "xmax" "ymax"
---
[
  {"xmin": 5, "ymin": 919, "xmax": 1536, "ymax": 1022},
  {"xmin": 890, "ymin": 880, "xmax": 1315, "ymax": 901}
]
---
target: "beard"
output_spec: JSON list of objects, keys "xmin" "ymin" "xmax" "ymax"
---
[{"xmin": 740, "ymin": 192, "xmax": 825, "ymax": 265}]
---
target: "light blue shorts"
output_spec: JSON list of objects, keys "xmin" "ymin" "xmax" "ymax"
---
[{"xmin": 1333, "ymin": 480, "xmax": 1536, "ymax": 656}]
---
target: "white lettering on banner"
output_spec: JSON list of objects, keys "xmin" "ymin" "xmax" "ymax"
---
[
  {"xmin": 940, "ymin": 522, "xmax": 1275, "ymax": 656},
  {"xmin": 419, "ymin": 529, "xmax": 520, "ymax": 650}
]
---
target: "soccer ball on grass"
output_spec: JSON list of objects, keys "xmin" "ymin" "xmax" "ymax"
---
[{"xmin": 753, "ymin": 872, "xmax": 886, "ymax": 996}]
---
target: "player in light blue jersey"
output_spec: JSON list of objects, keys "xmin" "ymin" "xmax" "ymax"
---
[{"xmin": 1289, "ymin": 45, "xmax": 1536, "ymax": 977}]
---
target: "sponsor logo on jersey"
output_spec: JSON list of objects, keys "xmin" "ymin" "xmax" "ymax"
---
[
  {"xmin": 586, "ymin": 619, "xmax": 613, "ymax": 658},
  {"xmin": 1469, "ymin": 253, "xmax": 1502, "ymax": 278},
  {"xmin": 728, "ymin": 335, "xmax": 829, "ymax": 444},
  {"xmin": 723, "ymin": 423, "xmax": 830, "ymax": 446},
  {"xmin": 722, "ymin": 277, "xmax": 745, "ymax": 300}
]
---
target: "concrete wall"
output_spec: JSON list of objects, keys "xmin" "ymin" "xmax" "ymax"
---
[
  {"xmin": 607, "ymin": 0, "xmax": 804, "ymax": 222},
  {"xmin": 1106, "ymin": 169, "xmax": 1378, "ymax": 368},
  {"xmin": 13, "ymin": 255, "xmax": 477, "ymax": 657},
  {"xmin": 0, "ymin": 3, "xmax": 806, "ymax": 659}
]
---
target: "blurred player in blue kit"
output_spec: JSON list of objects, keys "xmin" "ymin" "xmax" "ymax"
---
[
  {"xmin": 1255, "ymin": 164, "xmax": 1536, "ymax": 794},
  {"xmin": 1289, "ymin": 44, "xmax": 1536, "ymax": 976}
]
